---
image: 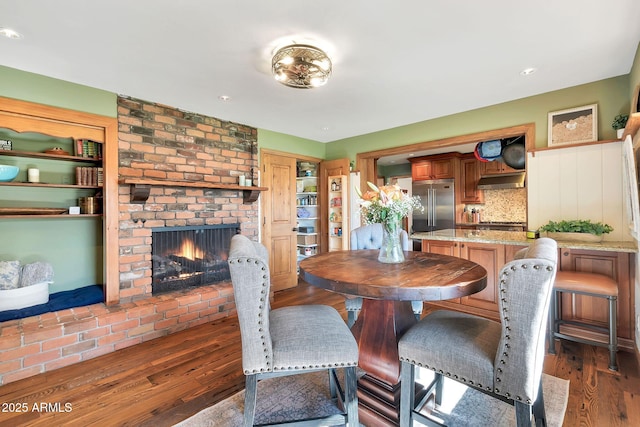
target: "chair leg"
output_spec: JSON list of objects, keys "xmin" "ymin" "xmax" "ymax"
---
[
  {"xmin": 400, "ymin": 361, "xmax": 415, "ymax": 427},
  {"xmin": 514, "ymin": 401, "xmax": 533, "ymax": 427},
  {"xmin": 548, "ymin": 290, "xmax": 559, "ymax": 355},
  {"xmin": 347, "ymin": 310, "xmax": 357, "ymax": 328},
  {"xmin": 608, "ymin": 296, "xmax": 618, "ymax": 371},
  {"xmin": 434, "ymin": 372, "xmax": 444, "ymax": 406},
  {"xmin": 344, "ymin": 366, "xmax": 359, "ymax": 426},
  {"xmin": 244, "ymin": 374, "xmax": 258, "ymax": 427},
  {"xmin": 532, "ymin": 378, "xmax": 547, "ymax": 427},
  {"xmin": 328, "ymin": 368, "xmax": 337, "ymax": 399}
]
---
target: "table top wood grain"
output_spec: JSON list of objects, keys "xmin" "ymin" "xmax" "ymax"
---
[{"xmin": 299, "ymin": 250, "xmax": 487, "ymax": 301}]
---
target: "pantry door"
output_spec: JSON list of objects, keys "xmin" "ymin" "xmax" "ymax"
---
[{"xmin": 262, "ymin": 151, "xmax": 298, "ymax": 291}]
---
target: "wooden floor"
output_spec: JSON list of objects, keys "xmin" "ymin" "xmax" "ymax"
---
[{"xmin": 0, "ymin": 282, "xmax": 638, "ymax": 427}]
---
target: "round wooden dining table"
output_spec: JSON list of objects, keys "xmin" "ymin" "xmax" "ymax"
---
[{"xmin": 299, "ymin": 249, "xmax": 487, "ymax": 427}]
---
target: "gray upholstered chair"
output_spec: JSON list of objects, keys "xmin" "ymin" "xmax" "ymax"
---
[
  {"xmin": 398, "ymin": 237, "xmax": 558, "ymax": 427},
  {"xmin": 347, "ymin": 223, "xmax": 422, "ymax": 327},
  {"xmin": 228, "ymin": 234, "xmax": 359, "ymax": 427}
]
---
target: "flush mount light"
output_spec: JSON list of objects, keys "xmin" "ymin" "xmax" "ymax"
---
[
  {"xmin": 218, "ymin": 95, "xmax": 231, "ymax": 102},
  {"xmin": 272, "ymin": 44, "xmax": 332, "ymax": 89},
  {"xmin": 520, "ymin": 67, "xmax": 537, "ymax": 76},
  {"xmin": 0, "ymin": 27, "xmax": 23, "ymax": 39}
]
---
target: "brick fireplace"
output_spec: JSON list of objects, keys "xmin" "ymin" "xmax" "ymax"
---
[{"xmin": 0, "ymin": 97, "xmax": 260, "ymax": 385}]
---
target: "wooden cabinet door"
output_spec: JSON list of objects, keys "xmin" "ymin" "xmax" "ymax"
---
[
  {"xmin": 421, "ymin": 239, "xmax": 459, "ymax": 256},
  {"xmin": 459, "ymin": 242, "xmax": 504, "ymax": 312},
  {"xmin": 482, "ymin": 160, "xmax": 517, "ymax": 175},
  {"xmin": 559, "ymin": 248, "xmax": 632, "ymax": 339},
  {"xmin": 432, "ymin": 158, "xmax": 455, "ymax": 179},
  {"xmin": 459, "ymin": 155, "xmax": 484, "ymax": 203},
  {"xmin": 412, "ymin": 161, "xmax": 432, "ymax": 181}
]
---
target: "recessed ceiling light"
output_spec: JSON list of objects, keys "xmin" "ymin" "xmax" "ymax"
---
[
  {"xmin": 218, "ymin": 95, "xmax": 231, "ymax": 102},
  {"xmin": 520, "ymin": 67, "xmax": 537, "ymax": 76},
  {"xmin": 0, "ymin": 28, "xmax": 23, "ymax": 39}
]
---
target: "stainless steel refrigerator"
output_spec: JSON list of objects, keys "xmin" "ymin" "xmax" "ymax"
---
[{"xmin": 411, "ymin": 179, "xmax": 455, "ymax": 233}]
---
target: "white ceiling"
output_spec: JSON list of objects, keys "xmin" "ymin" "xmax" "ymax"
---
[{"xmin": 1, "ymin": 1, "xmax": 639, "ymax": 144}]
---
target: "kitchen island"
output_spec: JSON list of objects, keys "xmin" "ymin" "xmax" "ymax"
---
[{"xmin": 410, "ymin": 229, "xmax": 637, "ymax": 350}]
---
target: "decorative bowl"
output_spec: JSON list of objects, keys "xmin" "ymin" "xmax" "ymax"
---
[{"xmin": 0, "ymin": 165, "xmax": 19, "ymax": 182}]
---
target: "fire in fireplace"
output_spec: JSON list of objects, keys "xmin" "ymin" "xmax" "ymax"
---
[{"xmin": 151, "ymin": 224, "xmax": 240, "ymax": 295}]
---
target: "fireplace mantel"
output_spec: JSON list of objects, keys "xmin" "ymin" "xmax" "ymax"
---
[{"xmin": 118, "ymin": 178, "xmax": 267, "ymax": 203}]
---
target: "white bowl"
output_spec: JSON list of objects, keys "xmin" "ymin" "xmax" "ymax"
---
[{"xmin": 0, "ymin": 164, "xmax": 19, "ymax": 182}]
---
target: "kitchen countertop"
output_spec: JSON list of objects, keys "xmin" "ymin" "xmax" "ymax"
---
[{"xmin": 410, "ymin": 229, "xmax": 638, "ymax": 253}]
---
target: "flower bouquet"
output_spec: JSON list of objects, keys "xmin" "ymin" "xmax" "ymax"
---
[{"xmin": 356, "ymin": 182, "xmax": 423, "ymax": 263}]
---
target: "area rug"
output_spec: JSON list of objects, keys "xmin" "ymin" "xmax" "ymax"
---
[{"xmin": 174, "ymin": 370, "xmax": 569, "ymax": 427}]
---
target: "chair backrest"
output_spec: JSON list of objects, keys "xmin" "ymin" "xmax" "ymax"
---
[
  {"xmin": 350, "ymin": 223, "xmax": 410, "ymax": 250},
  {"xmin": 494, "ymin": 237, "xmax": 558, "ymax": 402},
  {"xmin": 228, "ymin": 234, "xmax": 273, "ymax": 374}
]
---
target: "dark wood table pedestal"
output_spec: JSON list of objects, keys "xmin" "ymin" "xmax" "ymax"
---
[{"xmin": 351, "ymin": 299, "xmax": 417, "ymax": 426}]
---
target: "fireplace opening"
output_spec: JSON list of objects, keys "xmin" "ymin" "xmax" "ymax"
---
[{"xmin": 151, "ymin": 224, "xmax": 239, "ymax": 295}]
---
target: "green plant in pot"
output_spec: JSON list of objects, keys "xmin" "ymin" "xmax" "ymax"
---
[
  {"xmin": 612, "ymin": 114, "xmax": 629, "ymax": 139},
  {"xmin": 538, "ymin": 219, "xmax": 613, "ymax": 242}
]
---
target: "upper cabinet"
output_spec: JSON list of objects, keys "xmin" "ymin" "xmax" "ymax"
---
[
  {"xmin": 480, "ymin": 159, "xmax": 518, "ymax": 175},
  {"xmin": 458, "ymin": 153, "xmax": 484, "ymax": 204},
  {"xmin": 410, "ymin": 153, "xmax": 460, "ymax": 181}
]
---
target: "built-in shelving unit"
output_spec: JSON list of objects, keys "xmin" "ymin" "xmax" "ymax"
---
[
  {"xmin": 296, "ymin": 163, "xmax": 319, "ymax": 262},
  {"xmin": 328, "ymin": 174, "xmax": 349, "ymax": 251}
]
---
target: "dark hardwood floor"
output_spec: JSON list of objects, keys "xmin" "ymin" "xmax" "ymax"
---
[{"xmin": 0, "ymin": 282, "xmax": 638, "ymax": 427}]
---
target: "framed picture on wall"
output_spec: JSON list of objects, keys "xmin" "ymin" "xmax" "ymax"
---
[{"xmin": 547, "ymin": 104, "xmax": 598, "ymax": 147}]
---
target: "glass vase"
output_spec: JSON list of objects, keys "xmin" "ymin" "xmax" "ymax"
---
[{"xmin": 378, "ymin": 218, "xmax": 405, "ymax": 263}]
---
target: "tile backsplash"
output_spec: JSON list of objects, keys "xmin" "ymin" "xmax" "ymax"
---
[{"xmin": 466, "ymin": 188, "xmax": 527, "ymax": 222}]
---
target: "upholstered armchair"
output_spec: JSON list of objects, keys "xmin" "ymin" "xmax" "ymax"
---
[
  {"xmin": 228, "ymin": 234, "xmax": 359, "ymax": 427},
  {"xmin": 398, "ymin": 237, "xmax": 558, "ymax": 427},
  {"xmin": 347, "ymin": 223, "xmax": 422, "ymax": 327}
]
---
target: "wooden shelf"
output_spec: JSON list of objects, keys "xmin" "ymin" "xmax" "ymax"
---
[
  {"xmin": 0, "ymin": 213, "xmax": 101, "ymax": 219},
  {"xmin": 0, "ymin": 149, "xmax": 102, "ymax": 163},
  {"xmin": 118, "ymin": 178, "xmax": 267, "ymax": 204},
  {"xmin": 527, "ymin": 139, "xmax": 619, "ymax": 156},
  {"xmin": 0, "ymin": 181, "xmax": 101, "ymax": 189}
]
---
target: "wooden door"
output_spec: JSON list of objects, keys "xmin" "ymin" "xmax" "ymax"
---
[
  {"xmin": 460, "ymin": 242, "xmax": 504, "ymax": 312},
  {"xmin": 412, "ymin": 161, "xmax": 432, "ymax": 180},
  {"xmin": 262, "ymin": 152, "xmax": 298, "ymax": 291},
  {"xmin": 319, "ymin": 158, "xmax": 350, "ymax": 252}
]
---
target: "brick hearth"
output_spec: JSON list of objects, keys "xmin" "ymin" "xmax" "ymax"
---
[{"xmin": 0, "ymin": 97, "xmax": 259, "ymax": 385}]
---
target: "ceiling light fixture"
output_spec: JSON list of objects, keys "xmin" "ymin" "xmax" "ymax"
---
[
  {"xmin": 272, "ymin": 44, "xmax": 332, "ymax": 89},
  {"xmin": 0, "ymin": 27, "xmax": 23, "ymax": 39}
]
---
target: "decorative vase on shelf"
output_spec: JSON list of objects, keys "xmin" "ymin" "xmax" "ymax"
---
[{"xmin": 378, "ymin": 217, "xmax": 405, "ymax": 264}]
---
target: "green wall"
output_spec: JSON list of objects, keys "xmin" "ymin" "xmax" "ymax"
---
[
  {"xmin": 258, "ymin": 129, "xmax": 326, "ymax": 159},
  {"xmin": 325, "ymin": 75, "xmax": 631, "ymax": 162},
  {"xmin": 0, "ymin": 65, "xmax": 116, "ymax": 117}
]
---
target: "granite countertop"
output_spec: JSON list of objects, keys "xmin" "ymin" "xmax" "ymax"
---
[{"xmin": 410, "ymin": 229, "xmax": 638, "ymax": 253}]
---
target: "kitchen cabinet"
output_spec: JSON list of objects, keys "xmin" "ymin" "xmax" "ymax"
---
[
  {"xmin": 410, "ymin": 153, "xmax": 459, "ymax": 181},
  {"xmin": 458, "ymin": 153, "xmax": 484, "ymax": 204},
  {"xmin": 421, "ymin": 239, "xmax": 503, "ymax": 315},
  {"xmin": 481, "ymin": 159, "xmax": 518, "ymax": 174},
  {"xmin": 421, "ymin": 237, "xmax": 635, "ymax": 349},
  {"xmin": 558, "ymin": 247, "xmax": 634, "ymax": 343}
]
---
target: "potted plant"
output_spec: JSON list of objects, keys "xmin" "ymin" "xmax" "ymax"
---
[
  {"xmin": 538, "ymin": 219, "xmax": 613, "ymax": 242},
  {"xmin": 612, "ymin": 114, "xmax": 629, "ymax": 139}
]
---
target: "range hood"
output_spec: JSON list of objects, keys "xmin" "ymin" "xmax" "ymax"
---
[{"xmin": 477, "ymin": 172, "xmax": 526, "ymax": 190}]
